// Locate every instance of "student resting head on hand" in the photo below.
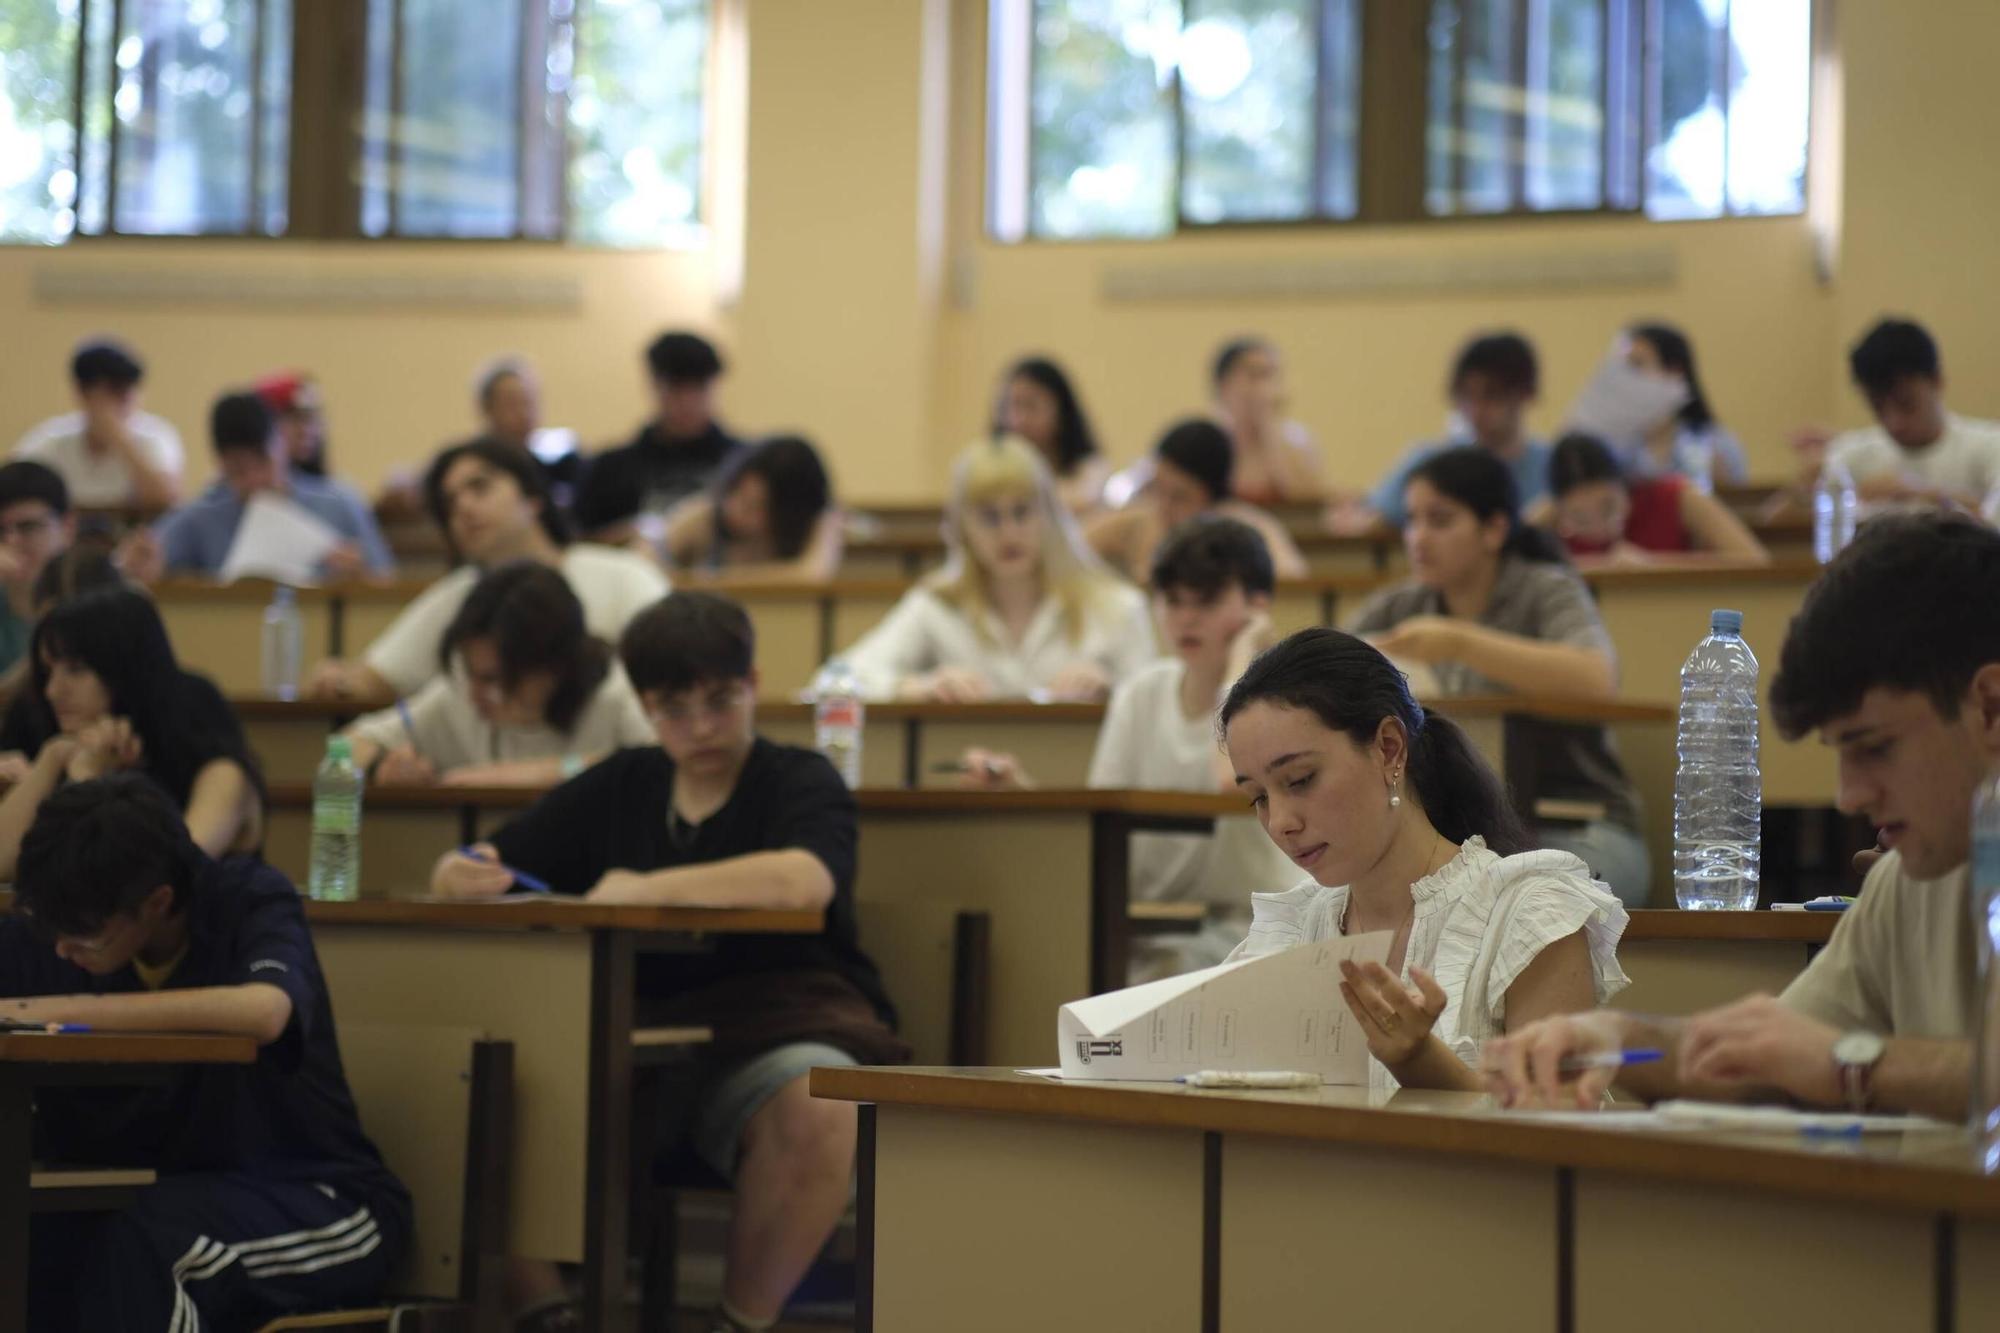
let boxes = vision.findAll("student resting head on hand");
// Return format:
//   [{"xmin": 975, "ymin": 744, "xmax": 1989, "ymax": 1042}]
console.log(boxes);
[
  {"xmin": 656, "ymin": 434, "xmax": 843, "ymax": 583},
  {"xmin": 836, "ymin": 435, "xmax": 1156, "ymax": 703},
  {"xmin": 1220, "ymin": 626, "xmax": 1630, "ymax": 1092},
  {"xmin": 994, "ymin": 356, "xmax": 1110, "ymax": 514}
]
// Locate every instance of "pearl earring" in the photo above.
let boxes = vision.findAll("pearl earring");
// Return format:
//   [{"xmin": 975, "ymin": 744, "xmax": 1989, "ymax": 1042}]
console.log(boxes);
[{"xmin": 1389, "ymin": 773, "xmax": 1402, "ymax": 809}]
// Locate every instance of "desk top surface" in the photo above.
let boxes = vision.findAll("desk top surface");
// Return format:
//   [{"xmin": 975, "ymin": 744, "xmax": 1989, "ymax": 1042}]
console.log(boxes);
[
  {"xmin": 815, "ymin": 1065, "xmax": 1999, "ymax": 1216},
  {"xmin": 0, "ymin": 1031, "xmax": 256, "ymax": 1066},
  {"xmin": 302, "ymin": 896, "xmax": 824, "ymax": 934}
]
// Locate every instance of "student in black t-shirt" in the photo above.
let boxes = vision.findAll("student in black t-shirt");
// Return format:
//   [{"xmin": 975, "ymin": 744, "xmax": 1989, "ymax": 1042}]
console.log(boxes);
[
  {"xmin": 4, "ymin": 775, "xmax": 410, "ymax": 1332},
  {"xmin": 0, "ymin": 585, "xmax": 265, "ymax": 877},
  {"xmin": 570, "ymin": 331, "xmax": 745, "ymax": 541},
  {"xmin": 431, "ymin": 590, "xmax": 904, "ymax": 1333}
]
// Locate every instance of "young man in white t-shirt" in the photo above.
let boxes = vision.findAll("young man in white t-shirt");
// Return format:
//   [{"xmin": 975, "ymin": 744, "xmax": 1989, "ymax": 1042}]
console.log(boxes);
[
  {"xmin": 961, "ymin": 515, "xmax": 1297, "ymax": 978},
  {"xmin": 1814, "ymin": 318, "xmax": 2000, "ymax": 509},
  {"xmin": 12, "ymin": 339, "xmax": 183, "ymax": 509}
]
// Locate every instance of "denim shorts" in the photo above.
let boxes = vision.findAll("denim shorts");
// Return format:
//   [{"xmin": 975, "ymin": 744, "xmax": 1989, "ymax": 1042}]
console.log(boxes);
[{"xmin": 689, "ymin": 1041, "xmax": 858, "ymax": 1179}]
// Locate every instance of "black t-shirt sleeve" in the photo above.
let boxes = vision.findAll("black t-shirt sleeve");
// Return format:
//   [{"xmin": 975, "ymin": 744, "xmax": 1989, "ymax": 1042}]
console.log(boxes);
[
  {"xmin": 760, "ymin": 751, "xmax": 857, "ymax": 894},
  {"xmin": 226, "ymin": 866, "xmax": 323, "ymax": 1071},
  {"xmin": 487, "ymin": 753, "xmax": 638, "ymax": 895}
]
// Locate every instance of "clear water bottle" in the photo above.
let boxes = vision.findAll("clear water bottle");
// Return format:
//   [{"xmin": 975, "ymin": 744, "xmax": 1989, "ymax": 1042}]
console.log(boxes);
[
  {"xmin": 1674, "ymin": 609, "xmax": 1762, "ymax": 910},
  {"xmin": 811, "ymin": 658, "xmax": 864, "ymax": 789},
  {"xmin": 261, "ymin": 586, "xmax": 303, "ymax": 700},
  {"xmin": 1972, "ymin": 772, "xmax": 2000, "ymax": 1167},
  {"xmin": 1813, "ymin": 462, "xmax": 1858, "ymax": 565},
  {"xmin": 307, "ymin": 736, "xmax": 362, "ymax": 902}
]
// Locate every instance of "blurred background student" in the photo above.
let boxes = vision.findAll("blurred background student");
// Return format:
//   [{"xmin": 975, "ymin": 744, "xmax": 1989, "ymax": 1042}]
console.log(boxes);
[
  {"xmin": 1086, "ymin": 418, "xmax": 1307, "ymax": 583},
  {"xmin": 654, "ymin": 436, "xmax": 843, "ymax": 583},
  {"xmin": 1209, "ymin": 337, "xmax": 1324, "ymax": 502},
  {"xmin": 1619, "ymin": 323, "xmax": 1749, "ymax": 486},
  {"xmin": 993, "ymin": 356, "xmax": 1111, "ymax": 515},
  {"xmin": 838, "ymin": 436, "xmax": 1154, "ymax": 701},
  {"xmin": 1545, "ymin": 434, "xmax": 1769, "ymax": 565}
]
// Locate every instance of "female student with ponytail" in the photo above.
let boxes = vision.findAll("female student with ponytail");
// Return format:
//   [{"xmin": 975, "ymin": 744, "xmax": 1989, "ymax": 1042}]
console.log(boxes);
[
  {"xmin": 1348, "ymin": 445, "xmax": 1652, "ymax": 905},
  {"xmin": 1222, "ymin": 627, "xmax": 1629, "ymax": 1092}
]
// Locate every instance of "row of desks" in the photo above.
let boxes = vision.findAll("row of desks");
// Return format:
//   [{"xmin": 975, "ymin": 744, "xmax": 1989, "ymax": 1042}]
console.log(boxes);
[{"xmin": 815, "ymin": 1066, "xmax": 2000, "ymax": 1333}]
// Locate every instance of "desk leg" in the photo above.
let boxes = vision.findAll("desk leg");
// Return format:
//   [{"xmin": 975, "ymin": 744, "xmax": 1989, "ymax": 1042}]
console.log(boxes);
[
  {"xmin": 0, "ymin": 1077, "xmax": 28, "ymax": 1333},
  {"xmin": 855, "ymin": 1104, "xmax": 876, "ymax": 1333},
  {"xmin": 1089, "ymin": 812, "xmax": 1132, "ymax": 995},
  {"xmin": 582, "ymin": 932, "xmax": 637, "ymax": 1333}
]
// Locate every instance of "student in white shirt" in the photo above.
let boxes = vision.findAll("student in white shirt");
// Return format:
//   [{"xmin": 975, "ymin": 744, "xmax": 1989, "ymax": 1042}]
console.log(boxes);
[
  {"xmin": 836, "ymin": 436, "xmax": 1155, "ymax": 702},
  {"xmin": 342, "ymin": 561, "xmax": 655, "ymax": 787},
  {"xmin": 1812, "ymin": 319, "xmax": 2000, "ymax": 509},
  {"xmin": 960, "ymin": 517, "xmax": 1302, "ymax": 979},
  {"xmin": 12, "ymin": 339, "xmax": 183, "ymax": 509},
  {"xmin": 1220, "ymin": 626, "xmax": 1629, "ymax": 1094},
  {"xmin": 305, "ymin": 440, "xmax": 668, "ymax": 702},
  {"xmin": 1084, "ymin": 418, "xmax": 1309, "ymax": 583}
]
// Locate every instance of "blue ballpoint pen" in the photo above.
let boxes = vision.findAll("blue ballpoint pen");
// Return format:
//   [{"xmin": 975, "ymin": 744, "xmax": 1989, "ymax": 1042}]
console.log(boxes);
[
  {"xmin": 459, "ymin": 845, "xmax": 552, "ymax": 895},
  {"xmin": 1554, "ymin": 1048, "xmax": 1664, "ymax": 1073}
]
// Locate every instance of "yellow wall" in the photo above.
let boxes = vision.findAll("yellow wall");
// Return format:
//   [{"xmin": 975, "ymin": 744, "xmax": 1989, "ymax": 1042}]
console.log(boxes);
[{"xmin": 0, "ymin": 0, "xmax": 1991, "ymax": 503}]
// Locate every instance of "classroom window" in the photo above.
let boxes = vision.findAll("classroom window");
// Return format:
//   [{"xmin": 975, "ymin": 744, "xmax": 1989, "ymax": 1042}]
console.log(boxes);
[
  {"xmin": 359, "ymin": 0, "xmax": 708, "ymax": 245},
  {"xmin": 0, "ymin": 0, "xmax": 291, "ymax": 243},
  {"xmin": 1427, "ymin": 0, "xmax": 1810, "ymax": 219},
  {"xmin": 992, "ymin": 0, "xmax": 1810, "ymax": 238},
  {"xmin": 990, "ymin": 0, "xmax": 1360, "ymax": 240}
]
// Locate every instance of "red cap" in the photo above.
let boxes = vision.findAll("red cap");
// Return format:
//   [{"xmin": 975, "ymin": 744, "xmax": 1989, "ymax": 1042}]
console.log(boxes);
[{"xmin": 255, "ymin": 371, "xmax": 321, "ymax": 417}]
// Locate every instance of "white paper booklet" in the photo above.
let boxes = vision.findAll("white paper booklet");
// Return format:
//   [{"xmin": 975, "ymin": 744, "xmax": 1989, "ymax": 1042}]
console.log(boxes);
[
  {"xmin": 1056, "ymin": 931, "xmax": 1392, "ymax": 1084},
  {"xmin": 219, "ymin": 492, "xmax": 343, "ymax": 586},
  {"xmin": 1563, "ymin": 351, "xmax": 1689, "ymax": 445}
]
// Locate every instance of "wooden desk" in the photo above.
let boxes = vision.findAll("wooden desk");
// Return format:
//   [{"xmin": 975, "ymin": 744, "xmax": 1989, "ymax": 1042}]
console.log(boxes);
[
  {"xmin": 303, "ymin": 897, "xmax": 819, "ymax": 1333},
  {"xmin": 814, "ymin": 1066, "xmax": 2000, "ymax": 1333},
  {"xmin": 0, "ymin": 1032, "xmax": 256, "ymax": 1333}
]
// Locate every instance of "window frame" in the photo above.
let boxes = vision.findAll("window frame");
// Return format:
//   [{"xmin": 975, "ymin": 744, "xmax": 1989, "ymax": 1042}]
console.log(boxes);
[
  {"xmin": 988, "ymin": 0, "xmax": 1814, "ymax": 242},
  {"xmin": 47, "ymin": 0, "xmax": 715, "ymax": 248}
]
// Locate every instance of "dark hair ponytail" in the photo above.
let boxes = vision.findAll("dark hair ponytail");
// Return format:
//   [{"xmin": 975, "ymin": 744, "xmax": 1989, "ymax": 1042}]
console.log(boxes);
[
  {"xmin": 1406, "ymin": 444, "xmax": 1568, "ymax": 565},
  {"xmin": 1218, "ymin": 627, "xmax": 1531, "ymax": 855}
]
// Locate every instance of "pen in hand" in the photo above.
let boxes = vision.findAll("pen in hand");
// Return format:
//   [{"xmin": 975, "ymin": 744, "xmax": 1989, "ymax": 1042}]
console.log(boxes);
[{"xmin": 457, "ymin": 845, "xmax": 552, "ymax": 895}]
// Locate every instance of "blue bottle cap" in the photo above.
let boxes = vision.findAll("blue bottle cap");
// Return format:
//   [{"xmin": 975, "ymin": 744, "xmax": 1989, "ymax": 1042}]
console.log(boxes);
[{"xmin": 1710, "ymin": 609, "xmax": 1744, "ymax": 636}]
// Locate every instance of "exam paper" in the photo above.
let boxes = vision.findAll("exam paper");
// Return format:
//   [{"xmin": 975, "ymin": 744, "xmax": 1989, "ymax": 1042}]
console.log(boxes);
[
  {"xmin": 219, "ymin": 492, "xmax": 343, "ymax": 586},
  {"xmin": 1055, "ymin": 932, "xmax": 1391, "ymax": 1084},
  {"xmin": 1564, "ymin": 351, "xmax": 1689, "ymax": 445}
]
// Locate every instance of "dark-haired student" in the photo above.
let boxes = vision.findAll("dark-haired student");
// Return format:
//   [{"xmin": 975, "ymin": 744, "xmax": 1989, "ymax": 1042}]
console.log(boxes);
[
  {"xmin": 0, "ymin": 460, "xmax": 74, "ymax": 678},
  {"xmin": 656, "ymin": 435, "xmax": 844, "ymax": 582},
  {"xmin": 4, "ymin": 775, "xmax": 409, "ymax": 1331},
  {"xmin": 1546, "ymin": 433, "xmax": 1769, "ymax": 565},
  {"xmin": 572, "ymin": 330, "xmax": 746, "ymax": 541},
  {"xmin": 0, "ymin": 585, "xmax": 264, "ymax": 875},
  {"xmin": 305, "ymin": 439, "xmax": 667, "ymax": 701},
  {"xmin": 142, "ymin": 391, "xmax": 393, "ymax": 581},
  {"xmin": 13, "ymin": 337, "xmax": 183, "ymax": 509},
  {"xmin": 1210, "ymin": 336, "xmax": 1324, "ymax": 502},
  {"xmin": 1487, "ymin": 511, "xmax": 1994, "ymax": 1118},
  {"xmin": 1348, "ymin": 446, "xmax": 1653, "ymax": 907},
  {"xmin": 995, "ymin": 356, "xmax": 1113, "ymax": 514},
  {"xmin": 1222, "ymin": 627, "xmax": 1629, "ymax": 1093},
  {"xmin": 341, "ymin": 562, "xmax": 653, "ymax": 786},
  {"xmin": 1621, "ymin": 322, "xmax": 1749, "ymax": 486},
  {"xmin": 1085, "ymin": 419, "xmax": 1309, "ymax": 583},
  {"xmin": 431, "ymin": 590, "xmax": 905, "ymax": 1333},
  {"xmin": 1803, "ymin": 318, "xmax": 2000, "ymax": 510},
  {"xmin": 1332, "ymin": 331, "xmax": 1549, "ymax": 534},
  {"xmin": 961, "ymin": 517, "xmax": 1302, "ymax": 978}
]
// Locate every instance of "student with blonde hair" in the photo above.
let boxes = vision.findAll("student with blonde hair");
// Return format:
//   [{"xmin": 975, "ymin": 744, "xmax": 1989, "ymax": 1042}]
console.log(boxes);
[{"xmin": 837, "ymin": 436, "xmax": 1155, "ymax": 701}]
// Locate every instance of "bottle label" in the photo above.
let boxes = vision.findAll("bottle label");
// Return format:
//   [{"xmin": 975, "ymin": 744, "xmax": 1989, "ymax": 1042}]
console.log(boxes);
[{"xmin": 817, "ymin": 700, "xmax": 861, "ymax": 729}]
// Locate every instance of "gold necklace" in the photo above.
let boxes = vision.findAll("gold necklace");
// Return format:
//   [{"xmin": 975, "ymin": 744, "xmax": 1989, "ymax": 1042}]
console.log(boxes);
[{"xmin": 1340, "ymin": 833, "xmax": 1449, "ymax": 938}]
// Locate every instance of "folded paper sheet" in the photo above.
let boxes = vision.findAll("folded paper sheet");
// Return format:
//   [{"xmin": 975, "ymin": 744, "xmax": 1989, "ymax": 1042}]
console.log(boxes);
[
  {"xmin": 1563, "ymin": 353, "xmax": 1689, "ymax": 445},
  {"xmin": 1056, "ymin": 931, "xmax": 1392, "ymax": 1083},
  {"xmin": 219, "ymin": 492, "xmax": 342, "ymax": 586}
]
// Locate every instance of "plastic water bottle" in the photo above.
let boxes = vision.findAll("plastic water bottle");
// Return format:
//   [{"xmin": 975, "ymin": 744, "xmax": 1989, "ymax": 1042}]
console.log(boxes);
[
  {"xmin": 261, "ymin": 587, "xmax": 303, "ymax": 700},
  {"xmin": 307, "ymin": 736, "xmax": 362, "ymax": 902},
  {"xmin": 811, "ymin": 659, "xmax": 864, "ymax": 789},
  {"xmin": 1972, "ymin": 772, "xmax": 2000, "ymax": 1166},
  {"xmin": 1813, "ymin": 462, "xmax": 1858, "ymax": 565},
  {"xmin": 1674, "ymin": 609, "xmax": 1761, "ymax": 910}
]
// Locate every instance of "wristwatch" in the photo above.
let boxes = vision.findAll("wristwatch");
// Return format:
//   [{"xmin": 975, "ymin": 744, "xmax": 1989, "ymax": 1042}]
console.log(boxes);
[{"xmin": 1832, "ymin": 1031, "xmax": 1887, "ymax": 1113}]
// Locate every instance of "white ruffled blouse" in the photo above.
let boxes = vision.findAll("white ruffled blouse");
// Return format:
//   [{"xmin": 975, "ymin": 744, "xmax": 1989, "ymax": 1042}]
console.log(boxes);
[{"xmin": 1224, "ymin": 837, "xmax": 1632, "ymax": 1093}]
